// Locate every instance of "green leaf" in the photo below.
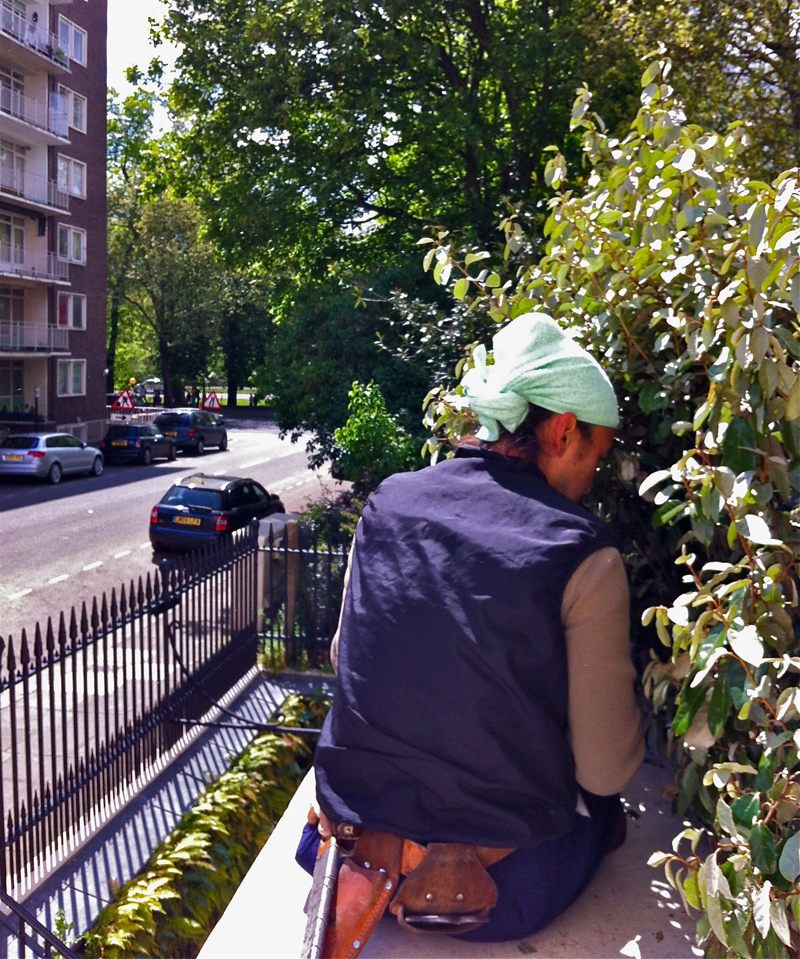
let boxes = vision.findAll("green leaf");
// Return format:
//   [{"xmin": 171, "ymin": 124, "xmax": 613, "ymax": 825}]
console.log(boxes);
[
  {"xmin": 732, "ymin": 793, "xmax": 760, "ymax": 827},
  {"xmin": 638, "ymin": 468, "xmax": 671, "ymax": 497},
  {"xmin": 753, "ymin": 879, "xmax": 771, "ymax": 938},
  {"xmin": 453, "ymin": 277, "xmax": 469, "ymax": 301},
  {"xmin": 735, "ymin": 514, "xmax": 780, "ymax": 546},
  {"xmin": 728, "ymin": 625, "xmax": 764, "ymax": 667},
  {"xmin": 465, "ymin": 251, "xmax": 490, "ymax": 266},
  {"xmin": 750, "ymin": 823, "xmax": 778, "ymax": 875},
  {"xmin": 673, "ymin": 682, "xmax": 707, "ymax": 737},
  {"xmin": 778, "ymin": 829, "xmax": 800, "ymax": 882},
  {"xmin": 706, "ymin": 891, "xmax": 728, "ymax": 947}
]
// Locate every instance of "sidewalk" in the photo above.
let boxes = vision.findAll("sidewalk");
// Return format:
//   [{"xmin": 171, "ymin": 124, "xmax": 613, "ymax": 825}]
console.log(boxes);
[
  {"xmin": 199, "ymin": 761, "xmax": 702, "ymax": 959},
  {"xmin": 0, "ymin": 669, "xmax": 333, "ymax": 959}
]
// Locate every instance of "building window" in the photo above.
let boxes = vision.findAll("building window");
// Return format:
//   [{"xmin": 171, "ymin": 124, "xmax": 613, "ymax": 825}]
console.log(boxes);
[
  {"xmin": 57, "ymin": 85, "xmax": 87, "ymax": 133},
  {"xmin": 58, "ymin": 17, "xmax": 86, "ymax": 66},
  {"xmin": 57, "ymin": 292, "xmax": 86, "ymax": 330},
  {"xmin": 57, "ymin": 224, "xmax": 86, "ymax": 264},
  {"xmin": 0, "ymin": 360, "xmax": 23, "ymax": 413},
  {"xmin": 0, "ymin": 138, "xmax": 25, "ymax": 196},
  {"xmin": 56, "ymin": 155, "xmax": 86, "ymax": 198},
  {"xmin": 57, "ymin": 359, "xmax": 86, "ymax": 397},
  {"xmin": 0, "ymin": 64, "xmax": 24, "ymax": 119},
  {"xmin": 0, "ymin": 286, "xmax": 24, "ymax": 322},
  {"xmin": 0, "ymin": 213, "xmax": 25, "ymax": 265}
]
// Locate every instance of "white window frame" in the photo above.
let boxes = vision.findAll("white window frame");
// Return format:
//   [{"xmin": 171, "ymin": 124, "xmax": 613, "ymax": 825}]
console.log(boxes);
[
  {"xmin": 57, "ymin": 85, "xmax": 87, "ymax": 133},
  {"xmin": 57, "ymin": 224, "xmax": 86, "ymax": 264},
  {"xmin": 57, "ymin": 291, "xmax": 86, "ymax": 330},
  {"xmin": 56, "ymin": 155, "xmax": 86, "ymax": 199},
  {"xmin": 58, "ymin": 17, "xmax": 87, "ymax": 67},
  {"xmin": 57, "ymin": 359, "xmax": 86, "ymax": 397}
]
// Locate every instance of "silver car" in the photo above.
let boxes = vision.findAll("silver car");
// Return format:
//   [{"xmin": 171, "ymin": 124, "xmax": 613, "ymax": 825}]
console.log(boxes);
[{"xmin": 0, "ymin": 432, "xmax": 104, "ymax": 484}]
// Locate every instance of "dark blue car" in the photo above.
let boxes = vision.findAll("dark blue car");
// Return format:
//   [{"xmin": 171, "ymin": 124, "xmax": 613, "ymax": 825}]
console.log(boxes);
[
  {"xmin": 149, "ymin": 473, "xmax": 285, "ymax": 552},
  {"xmin": 100, "ymin": 424, "xmax": 176, "ymax": 465}
]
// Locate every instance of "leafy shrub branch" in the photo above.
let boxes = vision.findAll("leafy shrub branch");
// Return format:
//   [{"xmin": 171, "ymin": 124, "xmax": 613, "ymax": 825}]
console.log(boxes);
[{"xmin": 421, "ymin": 54, "xmax": 800, "ymax": 957}]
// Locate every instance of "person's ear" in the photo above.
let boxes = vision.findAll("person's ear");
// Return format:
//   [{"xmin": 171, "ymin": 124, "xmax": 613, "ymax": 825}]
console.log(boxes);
[{"xmin": 545, "ymin": 412, "xmax": 578, "ymax": 456}]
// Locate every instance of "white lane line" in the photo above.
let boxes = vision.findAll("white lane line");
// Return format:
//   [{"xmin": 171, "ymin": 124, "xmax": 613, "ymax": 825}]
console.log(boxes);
[
  {"xmin": 83, "ymin": 561, "xmax": 103, "ymax": 571},
  {"xmin": 139, "ymin": 542, "xmax": 150, "ymax": 550},
  {"xmin": 8, "ymin": 588, "xmax": 32, "ymax": 600},
  {"xmin": 239, "ymin": 449, "xmax": 303, "ymax": 470},
  {"xmin": 113, "ymin": 550, "xmax": 131, "ymax": 559},
  {"xmin": 48, "ymin": 574, "xmax": 69, "ymax": 585}
]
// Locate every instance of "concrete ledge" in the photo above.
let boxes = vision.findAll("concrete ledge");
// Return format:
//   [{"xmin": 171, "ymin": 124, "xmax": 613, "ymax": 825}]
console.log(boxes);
[{"xmin": 199, "ymin": 762, "xmax": 703, "ymax": 959}]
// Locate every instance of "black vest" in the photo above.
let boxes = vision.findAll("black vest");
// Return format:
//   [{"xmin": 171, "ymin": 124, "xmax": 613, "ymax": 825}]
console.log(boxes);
[{"xmin": 314, "ymin": 446, "xmax": 615, "ymax": 848}]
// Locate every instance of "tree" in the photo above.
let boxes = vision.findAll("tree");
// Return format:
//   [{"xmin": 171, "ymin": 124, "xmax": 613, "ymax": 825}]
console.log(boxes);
[
  {"xmin": 123, "ymin": 195, "xmax": 222, "ymax": 405},
  {"xmin": 257, "ymin": 267, "xmax": 433, "ymax": 466},
  {"xmin": 332, "ymin": 381, "xmax": 416, "ymax": 494},
  {"xmin": 424, "ymin": 57, "xmax": 800, "ymax": 954},
  {"xmin": 217, "ymin": 272, "xmax": 272, "ymax": 409},
  {"xmin": 157, "ymin": 0, "xmax": 609, "ymax": 264},
  {"xmin": 106, "ymin": 87, "xmax": 158, "ymax": 392},
  {"xmin": 595, "ymin": 0, "xmax": 800, "ymax": 176}
]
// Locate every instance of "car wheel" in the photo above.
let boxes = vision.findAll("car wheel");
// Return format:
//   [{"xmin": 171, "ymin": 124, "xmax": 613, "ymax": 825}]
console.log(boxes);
[
  {"xmin": 168, "ymin": 443, "xmax": 176, "ymax": 461},
  {"xmin": 219, "ymin": 433, "xmax": 228, "ymax": 451},
  {"xmin": 48, "ymin": 462, "xmax": 62, "ymax": 485},
  {"xmin": 142, "ymin": 448, "xmax": 152, "ymax": 466},
  {"xmin": 196, "ymin": 438, "xmax": 205, "ymax": 456},
  {"xmin": 91, "ymin": 456, "xmax": 104, "ymax": 477}
]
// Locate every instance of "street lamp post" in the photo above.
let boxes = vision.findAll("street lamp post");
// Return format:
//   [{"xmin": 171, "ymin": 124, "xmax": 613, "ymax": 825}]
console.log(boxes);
[{"xmin": 33, "ymin": 386, "xmax": 40, "ymax": 429}]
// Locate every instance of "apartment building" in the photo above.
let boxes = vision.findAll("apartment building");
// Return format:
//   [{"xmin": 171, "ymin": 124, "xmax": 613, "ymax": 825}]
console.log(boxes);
[{"xmin": 0, "ymin": 0, "xmax": 106, "ymax": 441}]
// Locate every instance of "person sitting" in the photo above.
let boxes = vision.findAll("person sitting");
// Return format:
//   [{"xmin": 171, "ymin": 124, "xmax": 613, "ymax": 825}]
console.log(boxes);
[{"xmin": 298, "ymin": 312, "xmax": 644, "ymax": 955}]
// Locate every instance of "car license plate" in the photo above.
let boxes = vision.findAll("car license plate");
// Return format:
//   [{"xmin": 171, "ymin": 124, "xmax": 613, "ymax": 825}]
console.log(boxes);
[
  {"xmin": 111, "ymin": 440, "xmax": 127, "ymax": 447},
  {"xmin": 174, "ymin": 516, "xmax": 201, "ymax": 526},
  {"xmin": 3, "ymin": 454, "xmax": 23, "ymax": 461},
  {"xmin": 165, "ymin": 431, "xmax": 177, "ymax": 437}
]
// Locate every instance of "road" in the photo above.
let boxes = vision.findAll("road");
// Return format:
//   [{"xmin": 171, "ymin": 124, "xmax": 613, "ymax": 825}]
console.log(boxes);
[{"xmin": 0, "ymin": 420, "xmax": 343, "ymax": 643}]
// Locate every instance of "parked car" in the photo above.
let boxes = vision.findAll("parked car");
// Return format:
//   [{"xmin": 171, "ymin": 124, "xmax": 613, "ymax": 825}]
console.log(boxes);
[
  {"xmin": 149, "ymin": 473, "xmax": 285, "ymax": 551},
  {"xmin": 152, "ymin": 409, "xmax": 228, "ymax": 455},
  {"xmin": 100, "ymin": 423, "xmax": 177, "ymax": 465},
  {"xmin": 0, "ymin": 433, "xmax": 104, "ymax": 484}
]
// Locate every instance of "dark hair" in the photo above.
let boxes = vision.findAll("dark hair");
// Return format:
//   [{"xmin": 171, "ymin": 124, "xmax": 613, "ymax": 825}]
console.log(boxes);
[{"xmin": 477, "ymin": 404, "xmax": 593, "ymax": 460}]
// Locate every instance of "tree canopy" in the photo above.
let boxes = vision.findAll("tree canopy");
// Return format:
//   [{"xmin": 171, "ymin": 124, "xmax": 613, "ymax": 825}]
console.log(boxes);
[{"xmin": 156, "ymin": 0, "xmax": 623, "ymax": 265}]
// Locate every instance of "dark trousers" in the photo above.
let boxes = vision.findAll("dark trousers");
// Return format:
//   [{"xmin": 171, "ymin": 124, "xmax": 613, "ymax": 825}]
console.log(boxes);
[{"xmin": 296, "ymin": 789, "xmax": 623, "ymax": 943}]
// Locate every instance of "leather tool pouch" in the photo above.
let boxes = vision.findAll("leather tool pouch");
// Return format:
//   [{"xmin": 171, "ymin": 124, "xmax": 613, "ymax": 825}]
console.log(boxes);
[
  {"xmin": 388, "ymin": 842, "xmax": 498, "ymax": 935},
  {"xmin": 321, "ymin": 831, "xmax": 402, "ymax": 959},
  {"xmin": 321, "ymin": 832, "xmax": 511, "ymax": 957}
]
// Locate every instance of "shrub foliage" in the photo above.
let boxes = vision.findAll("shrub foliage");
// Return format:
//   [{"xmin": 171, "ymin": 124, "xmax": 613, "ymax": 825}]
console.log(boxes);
[
  {"xmin": 422, "ymin": 56, "xmax": 800, "ymax": 956},
  {"xmin": 82, "ymin": 695, "xmax": 326, "ymax": 959}
]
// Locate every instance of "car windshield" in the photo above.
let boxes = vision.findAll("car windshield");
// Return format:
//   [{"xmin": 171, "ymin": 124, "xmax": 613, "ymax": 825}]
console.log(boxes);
[
  {"xmin": 156, "ymin": 414, "xmax": 190, "ymax": 426},
  {"xmin": 162, "ymin": 487, "xmax": 223, "ymax": 510},
  {"xmin": 1, "ymin": 436, "xmax": 39, "ymax": 449},
  {"xmin": 106, "ymin": 426, "xmax": 135, "ymax": 438}
]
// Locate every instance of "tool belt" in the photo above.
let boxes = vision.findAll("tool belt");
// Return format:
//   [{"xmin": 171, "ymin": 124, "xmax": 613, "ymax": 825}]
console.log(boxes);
[{"xmin": 319, "ymin": 828, "xmax": 514, "ymax": 959}]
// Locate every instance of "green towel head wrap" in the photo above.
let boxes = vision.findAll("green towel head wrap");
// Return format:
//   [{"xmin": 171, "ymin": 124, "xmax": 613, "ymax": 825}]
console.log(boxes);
[{"xmin": 459, "ymin": 312, "xmax": 619, "ymax": 441}]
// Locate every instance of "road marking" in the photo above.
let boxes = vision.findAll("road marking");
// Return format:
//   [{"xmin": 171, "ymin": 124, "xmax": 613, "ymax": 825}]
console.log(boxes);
[
  {"xmin": 239, "ymin": 449, "xmax": 303, "ymax": 470},
  {"xmin": 8, "ymin": 588, "xmax": 32, "ymax": 600},
  {"xmin": 139, "ymin": 542, "xmax": 150, "ymax": 550},
  {"xmin": 113, "ymin": 550, "xmax": 131, "ymax": 559},
  {"xmin": 48, "ymin": 574, "xmax": 69, "ymax": 585},
  {"xmin": 83, "ymin": 561, "xmax": 103, "ymax": 571}
]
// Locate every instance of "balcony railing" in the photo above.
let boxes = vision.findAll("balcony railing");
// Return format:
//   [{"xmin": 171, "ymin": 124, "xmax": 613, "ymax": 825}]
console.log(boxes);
[
  {"xmin": 0, "ymin": 87, "xmax": 68, "ymax": 139},
  {"xmin": 0, "ymin": 3, "xmax": 70, "ymax": 68},
  {"xmin": 0, "ymin": 244, "xmax": 70, "ymax": 282},
  {"xmin": 0, "ymin": 320, "xmax": 68, "ymax": 352},
  {"xmin": 0, "ymin": 166, "xmax": 69, "ymax": 211}
]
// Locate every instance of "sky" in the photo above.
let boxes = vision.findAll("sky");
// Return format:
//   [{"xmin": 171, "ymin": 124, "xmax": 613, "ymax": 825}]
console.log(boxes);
[{"xmin": 106, "ymin": 0, "xmax": 178, "ymax": 97}]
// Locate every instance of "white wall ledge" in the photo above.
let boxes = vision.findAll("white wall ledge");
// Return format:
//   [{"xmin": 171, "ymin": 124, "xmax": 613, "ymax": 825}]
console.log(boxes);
[{"xmin": 199, "ymin": 762, "xmax": 702, "ymax": 959}]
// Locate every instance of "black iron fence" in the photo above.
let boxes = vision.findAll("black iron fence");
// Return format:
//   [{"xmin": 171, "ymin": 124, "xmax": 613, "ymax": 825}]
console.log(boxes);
[
  {"xmin": 258, "ymin": 522, "xmax": 350, "ymax": 672},
  {"xmin": 0, "ymin": 525, "xmax": 259, "ymax": 895}
]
